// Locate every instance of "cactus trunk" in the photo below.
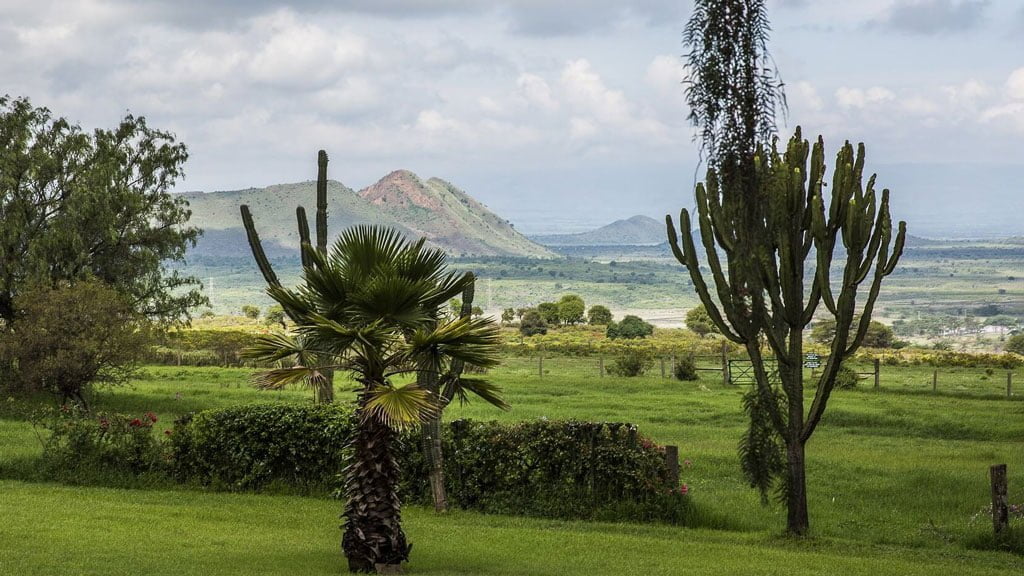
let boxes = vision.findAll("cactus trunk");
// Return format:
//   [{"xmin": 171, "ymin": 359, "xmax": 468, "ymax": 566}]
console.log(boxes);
[{"xmin": 667, "ymin": 128, "xmax": 906, "ymax": 535}]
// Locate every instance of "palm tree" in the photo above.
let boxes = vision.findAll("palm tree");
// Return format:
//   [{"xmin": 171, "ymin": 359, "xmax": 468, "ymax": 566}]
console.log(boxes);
[{"xmin": 245, "ymin": 226, "xmax": 507, "ymax": 573}]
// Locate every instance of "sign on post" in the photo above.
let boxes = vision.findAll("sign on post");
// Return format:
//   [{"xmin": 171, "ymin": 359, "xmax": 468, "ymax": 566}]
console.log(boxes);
[{"xmin": 804, "ymin": 353, "xmax": 821, "ymax": 369}]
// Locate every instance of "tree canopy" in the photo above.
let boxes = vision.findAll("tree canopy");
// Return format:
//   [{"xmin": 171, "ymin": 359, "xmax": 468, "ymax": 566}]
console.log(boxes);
[{"xmin": 0, "ymin": 96, "xmax": 205, "ymax": 326}]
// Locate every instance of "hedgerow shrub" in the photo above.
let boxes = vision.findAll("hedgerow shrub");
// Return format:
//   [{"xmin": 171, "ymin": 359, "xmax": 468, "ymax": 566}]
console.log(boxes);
[
  {"xmin": 167, "ymin": 405, "xmax": 691, "ymax": 523},
  {"xmin": 169, "ymin": 403, "xmax": 355, "ymax": 492},
  {"xmin": 402, "ymin": 419, "xmax": 690, "ymax": 523}
]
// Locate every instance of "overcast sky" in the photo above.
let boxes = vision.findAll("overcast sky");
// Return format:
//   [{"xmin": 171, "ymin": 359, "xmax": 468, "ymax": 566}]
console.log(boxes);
[{"xmin": 3, "ymin": 0, "xmax": 1023, "ymax": 236}]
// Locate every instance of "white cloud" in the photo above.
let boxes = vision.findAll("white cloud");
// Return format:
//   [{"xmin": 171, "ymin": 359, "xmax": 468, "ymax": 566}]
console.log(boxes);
[
  {"xmin": 1006, "ymin": 68, "xmax": 1024, "ymax": 100},
  {"xmin": 516, "ymin": 73, "xmax": 559, "ymax": 111},
  {"xmin": 835, "ymin": 86, "xmax": 895, "ymax": 109},
  {"xmin": 793, "ymin": 81, "xmax": 824, "ymax": 113}
]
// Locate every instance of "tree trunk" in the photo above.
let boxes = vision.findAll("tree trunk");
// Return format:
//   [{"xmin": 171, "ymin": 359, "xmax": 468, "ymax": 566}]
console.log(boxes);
[
  {"xmin": 785, "ymin": 440, "xmax": 809, "ymax": 536},
  {"xmin": 342, "ymin": 402, "xmax": 410, "ymax": 572},
  {"xmin": 316, "ymin": 369, "xmax": 335, "ymax": 404}
]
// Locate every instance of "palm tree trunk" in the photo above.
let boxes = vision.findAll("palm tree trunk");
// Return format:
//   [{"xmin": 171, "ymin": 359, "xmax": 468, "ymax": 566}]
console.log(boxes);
[{"xmin": 342, "ymin": 401, "xmax": 410, "ymax": 572}]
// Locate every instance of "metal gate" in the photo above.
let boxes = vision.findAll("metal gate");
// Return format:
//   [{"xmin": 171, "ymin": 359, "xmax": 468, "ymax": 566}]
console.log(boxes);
[{"xmin": 728, "ymin": 358, "xmax": 778, "ymax": 386}]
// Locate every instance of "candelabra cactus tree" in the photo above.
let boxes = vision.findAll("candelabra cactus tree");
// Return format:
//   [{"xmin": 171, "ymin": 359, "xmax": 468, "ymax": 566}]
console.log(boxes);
[
  {"xmin": 666, "ymin": 127, "xmax": 906, "ymax": 535},
  {"xmin": 240, "ymin": 150, "xmax": 335, "ymax": 403}
]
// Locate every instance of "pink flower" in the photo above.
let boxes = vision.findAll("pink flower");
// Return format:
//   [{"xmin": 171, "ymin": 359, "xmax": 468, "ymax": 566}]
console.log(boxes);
[
  {"xmin": 683, "ymin": 459, "xmax": 693, "ymax": 468},
  {"xmin": 129, "ymin": 418, "xmax": 142, "ymax": 428},
  {"xmin": 679, "ymin": 484, "xmax": 689, "ymax": 495},
  {"xmin": 146, "ymin": 412, "xmax": 158, "ymax": 423}
]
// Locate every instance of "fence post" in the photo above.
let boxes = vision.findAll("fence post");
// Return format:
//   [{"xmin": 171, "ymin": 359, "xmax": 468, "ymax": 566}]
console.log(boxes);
[
  {"xmin": 721, "ymin": 341, "xmax": 730, "ymax": 386},
  {"xmin": 538, "ymin": 354, "xmax": 543, "ymax": 378},
  {"xmin": 932, "ymin": 370, "xmax": 938, "ymax": 393},
  {"xmin": 990, "ymin": 464, "xmax": 1009, "ymax": 535},
  {"xmin": 664, "ymin": 445, "xmax": 680, "ymax": 488},
  {"xmin": 660, "ymin": 357, "xmax": 666, "ymax": 379},
  {"xmin": 873, "ymin": 358, "xmax": 880, "ymax": 389},
  {"xmin": 1008, "ymin": 372, "xmax": 1013, "ymax": 398},
  {"xmin": 599, "ymin": 356, "xmax": 604, "ymax": 378}
]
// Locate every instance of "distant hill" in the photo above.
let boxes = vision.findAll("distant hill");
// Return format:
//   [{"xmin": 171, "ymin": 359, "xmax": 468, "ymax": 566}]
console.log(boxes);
[
  {"xmin": 532, "ymin": 215, "xmax": 666, "ymax": 246},
  {"xmin": 180, "ymin": 174, "xmax": 554, "ymax": 259}
]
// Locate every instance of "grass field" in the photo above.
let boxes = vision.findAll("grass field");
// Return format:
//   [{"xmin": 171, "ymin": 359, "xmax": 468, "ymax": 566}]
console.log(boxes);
[{"xmin": 2, "ymin": 361, "xmax": 1023, "ymax": 574}]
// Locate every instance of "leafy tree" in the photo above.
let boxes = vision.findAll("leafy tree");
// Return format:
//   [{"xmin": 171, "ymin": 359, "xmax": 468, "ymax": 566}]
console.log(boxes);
[
  {"xmin": 448, "ymin": 299, "xmax": 462, "ymax": 319},
  {"xmin": 241, "ymin": 305, "xmax": 260, "ymax": 320},
  {"xmin": 1006, "ymin": 334, "xmax": 1024, "ymax": 355},
  {"xmin": 519, "ymin": 309, "xmax": 548, "ymax": 336},
  {"xmin": 471, "ymin": 305, "xmax": 484, "ymax": 318},
  {"xmin": 606, "ymin": 315, "xmax": 654, "ymax": 340},
  {"xmin": 245, "ymin": 226, "xmax": 506, "ymax": 572},
  {"xmin": 587, "ymin": 305, "xmax": 613, "ymax": 326},
  {"xmin": 0, "ymin": 96, "xmax": 205, "ymax": 327},
  {"xmin": 557, "ymin": 294, "xmax": 586, "ymax": 325},
  {"xmin": 0, "ymin": 278, "xmax": 151, "ymax": 408},
  {"xmin": 669, "ymin": 3, "xmax": 905, "ymax": 536},
  {"xmin": 501, "ymin": 308, "xmax": 515, "ymax": 325},
  {"xmin": 264, "ymin": 305, "xmax": 286, "ymax": 328},
  {"xmin": 537, "ymin": 302, "xmax": 560, "ymax": 325},
  {"xmin": 515, "ymin": 307, "xmax": 528, "ymax": 321},
  {"xmin": 685, "ymin": 304, "xmax": 718, "ymax": 337},
  {"xmin": 811, "ymin": 318, "xmax": 894, "ymax": 349}
]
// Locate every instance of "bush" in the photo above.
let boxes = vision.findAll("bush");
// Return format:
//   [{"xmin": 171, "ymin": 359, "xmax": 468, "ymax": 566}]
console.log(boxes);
[
  {"xmin": 673, "ymin": 357, "xmax": 699, "ymax": 381},
  {"xmin": 169, "ymin": 403, "xmax": 355, "ymax": 492},
  {"xmin": 607, "ymin": 348, "xmax": 653, "ymax": 377},
  {"xmin": 834, "ymin": 363, "xmax": 858, "ymax": 389},
  {"xmin": 34, "ymin": 406, "xmax": 165, "ymax": 481}
]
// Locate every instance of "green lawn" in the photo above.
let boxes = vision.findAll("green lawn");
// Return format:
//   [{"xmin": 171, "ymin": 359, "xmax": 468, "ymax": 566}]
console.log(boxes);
[
  {"xmin": 1, "ymin": 361, "xmax": 1022, "ymax": 574},
  {"xmin": 1, "ymin": 480, "xmax": 1020, "ymax": 576}
]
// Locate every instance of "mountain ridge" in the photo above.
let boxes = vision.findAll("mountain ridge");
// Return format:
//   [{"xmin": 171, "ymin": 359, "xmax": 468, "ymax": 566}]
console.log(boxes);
[{"xmin": 179, "ymin": 173, "xmax": 554, "ymax": 259}]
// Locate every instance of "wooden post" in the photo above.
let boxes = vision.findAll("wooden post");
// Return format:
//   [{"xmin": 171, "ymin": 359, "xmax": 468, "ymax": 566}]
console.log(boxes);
[
  {"xmin": 932, "ymin": 370, "xmax": 938, "ymax": 393},
  {"xmin": 599, "ymin": 356, "xmax": 604, "ymax": 378},
  {"xmin": 660, "ymin": 357, "xmax": 666, "ymax": 379},
  {"xmin": 990, "ymin": 464, "xmax": 1009, "ymax": 535},
  {"xmin": 873, "ymin": 358, "xmax": 880, "ymax": 389},
  {"xmin": 664, "ymin": 445, "xmax": 680, "ymax": 488},
  {"xmin": 721, "ymin": 341, "xmax": 730, "ymax": 386},
  {"xmin": 1008, "ymin": 372, "xmax": 1013, "ymax": 398},
  {"xmin": 538, "ymin": 354, "xmax": 543, "ymax": 378}
]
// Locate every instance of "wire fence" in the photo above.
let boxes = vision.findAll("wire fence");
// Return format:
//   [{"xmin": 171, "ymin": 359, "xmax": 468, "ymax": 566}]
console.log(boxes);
[{"xmin": 495, "ymin": 353, "xmax": 1019, "ymax": 399}]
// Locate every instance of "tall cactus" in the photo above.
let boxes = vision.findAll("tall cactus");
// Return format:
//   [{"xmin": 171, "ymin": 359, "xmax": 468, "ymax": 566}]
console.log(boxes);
[
  {"xmin": 666, "ymin": 128, "xmax": 906, "ymax": 535},
  {"xmin": 240, "ymin": 150, "xmax": 335, "ymax": 403}
]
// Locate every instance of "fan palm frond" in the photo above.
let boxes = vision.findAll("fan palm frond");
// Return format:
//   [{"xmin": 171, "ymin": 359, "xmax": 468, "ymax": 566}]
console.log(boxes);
[
  {"xmin": 363, "ymin": 383, "xmax": 436, "ymax": 430},
  {"xmin": 440, "ymin": 376, "xmax": 510, "ymax": 411}
]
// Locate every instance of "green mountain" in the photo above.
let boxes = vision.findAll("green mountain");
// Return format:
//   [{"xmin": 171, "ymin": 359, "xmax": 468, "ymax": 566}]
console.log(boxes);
[
  {"xmin": 531, "ymin": 215, "xmax": 666, "ymax": 246},
  {"xmin": 180, "ymin": 173, "xmax": 554, "ymax": 259}
]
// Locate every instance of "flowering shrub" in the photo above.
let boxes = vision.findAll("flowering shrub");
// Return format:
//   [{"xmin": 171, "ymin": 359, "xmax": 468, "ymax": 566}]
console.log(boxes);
[{"xmin": 34, "ymin": 406, "xmax": 164, "ymax": 478}]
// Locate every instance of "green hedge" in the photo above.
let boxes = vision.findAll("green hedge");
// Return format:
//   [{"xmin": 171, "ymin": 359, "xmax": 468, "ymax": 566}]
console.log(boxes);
[
  {"xmin": 168, "ymin": 404, "xmax": 690, "ymax": 523},
  {"xmin": 168, "ymin": 403, "xmax": 354, "ymax": 492}
]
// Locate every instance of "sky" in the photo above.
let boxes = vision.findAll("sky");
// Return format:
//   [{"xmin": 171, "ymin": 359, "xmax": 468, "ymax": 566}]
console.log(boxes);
[{"xmin": 3, "ymin": 0, "xmax": 1023, "ymax": 237}]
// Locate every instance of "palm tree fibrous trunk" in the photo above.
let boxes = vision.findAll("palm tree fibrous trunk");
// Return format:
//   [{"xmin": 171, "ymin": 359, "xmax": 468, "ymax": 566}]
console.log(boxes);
[{"xmin": 342, "ymin": 399, "xmax": 411, "ymax": 572}]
